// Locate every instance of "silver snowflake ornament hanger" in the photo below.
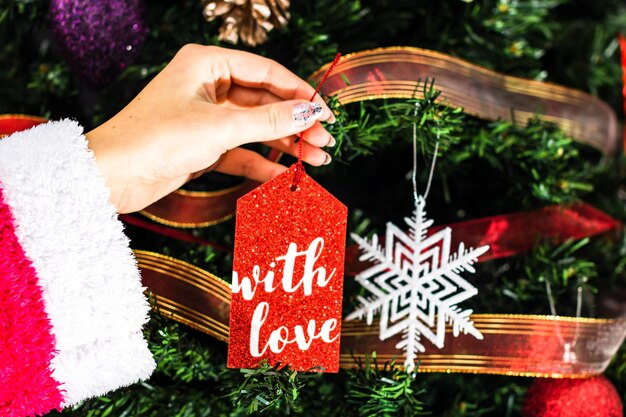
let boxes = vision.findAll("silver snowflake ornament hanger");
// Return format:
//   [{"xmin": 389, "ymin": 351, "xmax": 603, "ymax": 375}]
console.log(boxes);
[{"xmin": 346, "ymin": 195, "xmax": 489, "ymax": 371}]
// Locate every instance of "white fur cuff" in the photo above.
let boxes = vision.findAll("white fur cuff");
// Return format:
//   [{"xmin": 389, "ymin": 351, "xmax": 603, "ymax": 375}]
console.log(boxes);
[{"xmin": 0, "ymin": 119, "xmax": 155, "ymax": 406}]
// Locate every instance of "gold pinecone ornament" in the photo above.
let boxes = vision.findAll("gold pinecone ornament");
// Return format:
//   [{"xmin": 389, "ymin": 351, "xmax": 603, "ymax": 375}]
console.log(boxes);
[{"xmin": 202, "ymin": 0, "xmax": 290, "ymax": 47}]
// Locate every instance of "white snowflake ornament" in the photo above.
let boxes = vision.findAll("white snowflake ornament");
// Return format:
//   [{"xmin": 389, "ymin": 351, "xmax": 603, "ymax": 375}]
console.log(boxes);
[{"xmin": 346, "ymin": 196, "xmax": 489, "ymax": 371}]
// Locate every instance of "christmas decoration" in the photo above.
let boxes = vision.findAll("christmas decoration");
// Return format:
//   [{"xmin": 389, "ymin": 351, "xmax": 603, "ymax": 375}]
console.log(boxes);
[
  {"xmin": 140, "ymin": 149, "xmax": 281, "ymax": 228},
  {"xmin": 310, "ymin": 47, "xmax": 620, "ymax": 154},
  {"xmin": 6, "ymin": 0, "xmax": 626, "ymax": 415},
  {"xmin": 346, "ymin": 196, "xmax": 489, "ymax": 370},
  {"xmin": 202, "ymin": 0, "xmax": 290, "ymax": 47},
  {"xmin": 227, "ymin": 164, "xmax": 347, "ymax": 371},
  {"xmin": 344, "ymin": 203, "xmax": 621, "ymax": 272},
  {"xmin": 49, "ymin": 0, "xmax": 148, "ymax": 88},
  {"xmin": 523, "ymin": 376, "xmax": 623, "ymax": 417},
  {"xmin": 135, "ymin": 203, "xmax": 626, "ymax": 377}
]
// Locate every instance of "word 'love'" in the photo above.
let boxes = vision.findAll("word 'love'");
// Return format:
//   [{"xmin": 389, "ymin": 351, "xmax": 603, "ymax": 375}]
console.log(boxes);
[{"xmin": 232, "ymin": 237, "xmax": 339, "ymax": 357}]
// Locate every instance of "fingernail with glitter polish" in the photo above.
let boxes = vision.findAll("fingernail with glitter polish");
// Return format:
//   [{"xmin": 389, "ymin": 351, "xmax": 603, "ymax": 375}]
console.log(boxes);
[{"xmin": 293, "ymin": 102, "xmax": 323, "ymax": 126}]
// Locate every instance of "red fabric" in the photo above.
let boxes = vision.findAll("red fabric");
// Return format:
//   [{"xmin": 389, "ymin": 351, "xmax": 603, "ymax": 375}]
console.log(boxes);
[
  {"xmin": 0, "ymin": 116, "xmax": 47, "ymax": 137},
  {"xmin": 0, "ymin": 187, "xmax": 63, "ymax": 416},
  {"xmin": 345, "ymin": 203, "xmax": 620, "ymax": 276}
]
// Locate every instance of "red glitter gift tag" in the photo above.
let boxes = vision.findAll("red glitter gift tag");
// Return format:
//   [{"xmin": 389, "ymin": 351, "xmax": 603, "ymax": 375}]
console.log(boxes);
[{"xmin": 227, "ymin": 164, "xmax": 348, "ymax": 372}]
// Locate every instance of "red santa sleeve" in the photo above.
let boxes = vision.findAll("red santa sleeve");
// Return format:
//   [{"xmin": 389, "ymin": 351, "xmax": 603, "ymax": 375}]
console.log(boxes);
[{"xmin": 0, "ymin": 120, "xmax": 155, "ymax": 417}]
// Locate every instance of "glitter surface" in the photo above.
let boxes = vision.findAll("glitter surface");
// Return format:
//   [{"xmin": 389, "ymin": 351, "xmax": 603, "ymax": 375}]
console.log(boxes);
[
  {"xmin": 523, "ymin": 375, "xmax": 623, "ymax": 417},
  {"xmin": 49, "ymin": 0, "xmax": 148, "ymax": 88},
  {"xmin": 227, "ymin": 164, "xmax": 348, "ymax": 372}
]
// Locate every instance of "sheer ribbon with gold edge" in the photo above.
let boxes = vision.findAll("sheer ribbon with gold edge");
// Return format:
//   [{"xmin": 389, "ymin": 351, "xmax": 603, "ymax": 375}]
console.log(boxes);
[
  {"xmin": 134, "ymin": 200, "xmax": 626, "ymax": 377},
  {"xmin": 139, "ymin": 149, "xmax": 282, "ymax": 228},
  {"xmin": 345, "ymin": 202, "xmax": 622, "ymax": 274},
  {"xmin": 309, "ymin": 46, "xmax": 620, "ymax": 155},
  {"xmin": 136, "ymin": 249, "xmax": 626, "ymax": 377}
]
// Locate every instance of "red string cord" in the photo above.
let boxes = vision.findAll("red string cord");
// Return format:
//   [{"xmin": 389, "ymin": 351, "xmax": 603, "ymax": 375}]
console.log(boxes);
[{"xmin": 292, "ymin": 52, "xmax": 342, "ymax": 190}]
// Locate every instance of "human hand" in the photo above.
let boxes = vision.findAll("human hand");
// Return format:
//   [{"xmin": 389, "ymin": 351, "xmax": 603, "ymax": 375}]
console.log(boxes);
[{"xmin": 86, "ymin": 44, "xmax": 336, "ymax": 214}]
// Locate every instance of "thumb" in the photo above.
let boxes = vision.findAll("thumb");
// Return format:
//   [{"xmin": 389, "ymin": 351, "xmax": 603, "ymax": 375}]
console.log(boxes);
[{"xmin": 228, "ymin": 100, "xmax": 325, "ymax": 146}]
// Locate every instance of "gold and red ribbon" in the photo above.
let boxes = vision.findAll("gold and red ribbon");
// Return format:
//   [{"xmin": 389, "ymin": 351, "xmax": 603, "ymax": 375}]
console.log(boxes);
[
  {"xmin": 136, "ymin": 202, "xmax": 625, "ymax": 377},
  {"xmin": 139, "ymin": 148, "xmax": 282, "ymax": 228},
  {"xmin": 139, "ymin": 182, "xmax": 256, "ymax": 228},
  {"xmin": 346, "ymin": 202, "xmax": 621, "ymax": 274},
  {"xmin": 136, "ymin": 246, "xmax": 626, "ymax": 378},
  {"xmin": 310, "ymin": 46, "xmax": 620, "ymax": 155}
]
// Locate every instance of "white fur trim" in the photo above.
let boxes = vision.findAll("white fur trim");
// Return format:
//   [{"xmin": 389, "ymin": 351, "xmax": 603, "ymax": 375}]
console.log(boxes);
[{"xmin": 0, "ymin": 120, "xmax": 155, "ymax": 406}]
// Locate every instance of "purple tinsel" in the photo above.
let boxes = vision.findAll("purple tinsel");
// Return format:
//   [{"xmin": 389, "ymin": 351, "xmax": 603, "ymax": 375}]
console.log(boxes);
[{"xmin": 49, "ymin": 0, "xmax": 148, "ymax": 88}]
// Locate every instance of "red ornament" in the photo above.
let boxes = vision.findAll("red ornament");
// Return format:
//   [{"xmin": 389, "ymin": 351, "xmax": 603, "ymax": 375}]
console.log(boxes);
[
  {"xmin": 523, "ymin": 376, "xmax": 623, "ymax": 417},
  {"xmin": 227, "ymin": 164, "xmax": 347, "ymax": 372}
]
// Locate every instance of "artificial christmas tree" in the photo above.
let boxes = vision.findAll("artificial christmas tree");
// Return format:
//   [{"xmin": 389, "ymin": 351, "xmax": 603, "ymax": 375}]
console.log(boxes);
[{"xmin": 2, "ymin": 0, "xmax": 626, "ymax": 416}]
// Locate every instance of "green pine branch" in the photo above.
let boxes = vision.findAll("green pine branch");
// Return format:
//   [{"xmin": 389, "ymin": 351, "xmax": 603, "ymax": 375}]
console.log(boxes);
[{"xmin": 346, "ymin": 353, "xmax": 427, "ymax": 417}]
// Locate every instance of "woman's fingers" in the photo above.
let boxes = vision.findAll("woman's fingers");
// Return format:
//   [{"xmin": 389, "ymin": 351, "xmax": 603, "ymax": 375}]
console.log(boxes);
[
  {"xmin": 222, "ymin": 84, "xmax": 282, "ymax": 108},
  {"xmin": 212, "ymin": 148, "xmax": 288, "ymax": 182},
  {"xmin": 223, "ymin": 86, "xmax": 335, "ymax": 149},
  {"xmin": 210, "ymin": 46, "xmax": 335, "ymax": 122},
  {"xmin": 170, "ymin": 45, "xmax": 338, "ymax": 176},
  {"xmin": 225, "ymin": 100, "xmax": 327, "ymax": 147},
  {"xmin": 299, "ymin": 122, "xmax": 336, "ymax": 147},
  {"xmin": 265, "ymin": 137, "xmax": 332, "ymax": 166}
]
